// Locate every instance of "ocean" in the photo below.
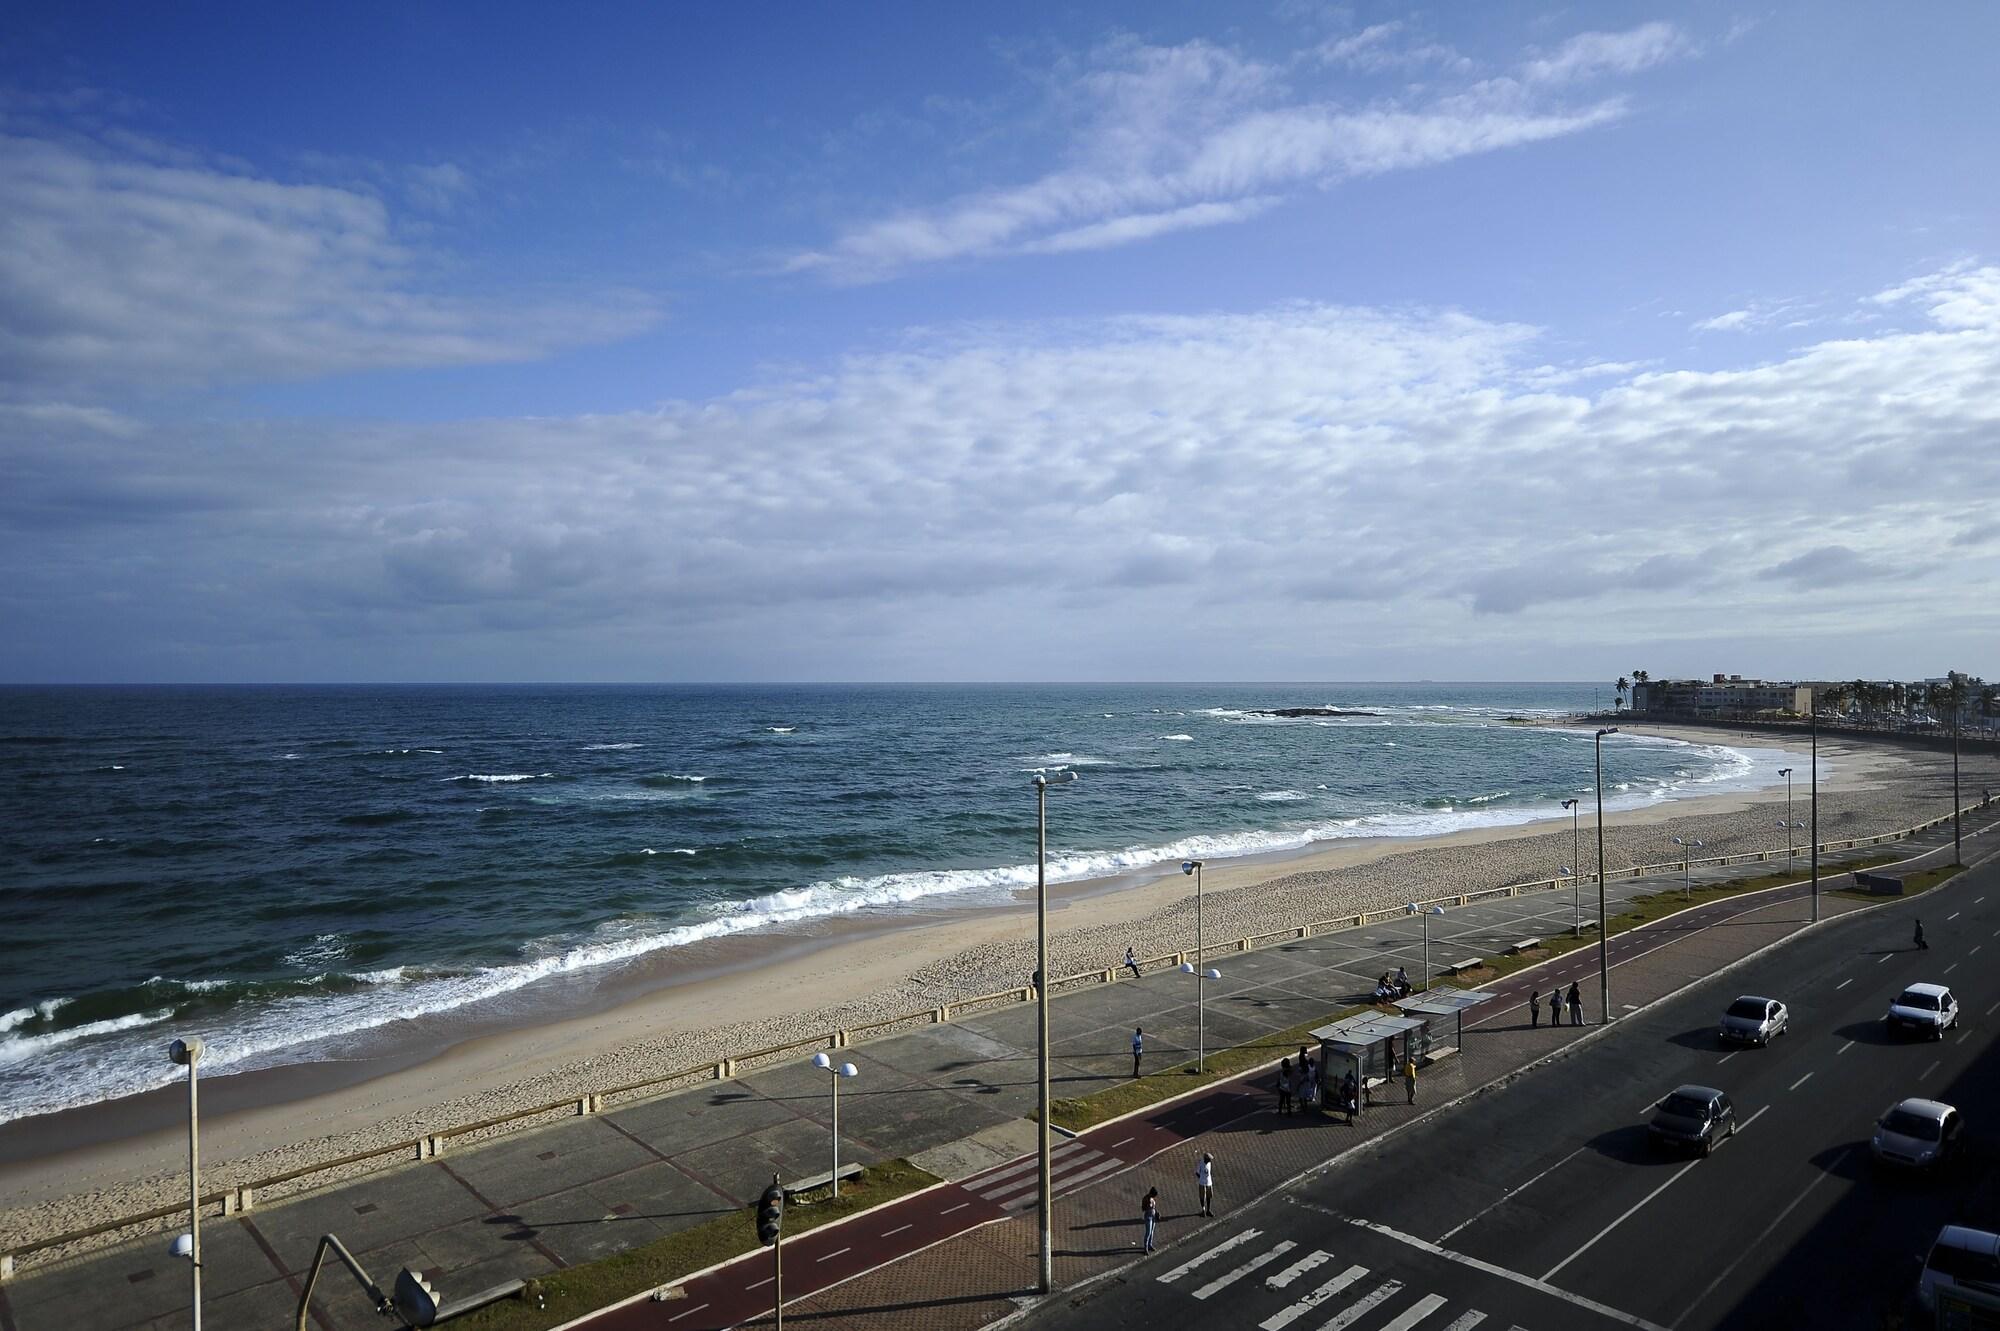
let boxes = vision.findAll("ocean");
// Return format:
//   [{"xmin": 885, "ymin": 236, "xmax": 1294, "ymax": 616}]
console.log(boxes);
[{"xmin": 0, "ymin": 683, "xmax": 1778, "ymax": 1124}]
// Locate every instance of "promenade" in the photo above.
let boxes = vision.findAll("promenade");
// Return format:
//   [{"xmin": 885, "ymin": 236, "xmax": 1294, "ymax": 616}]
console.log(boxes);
[{"xmin": 0, "ymin": 823, "xmax": 1971, "ymax": 1331}]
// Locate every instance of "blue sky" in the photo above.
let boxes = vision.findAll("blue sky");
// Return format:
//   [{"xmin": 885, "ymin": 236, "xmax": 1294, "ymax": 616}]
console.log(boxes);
[{"xmin": 3, "ymin": 3, "xmax": 1998, "ymax": 682}]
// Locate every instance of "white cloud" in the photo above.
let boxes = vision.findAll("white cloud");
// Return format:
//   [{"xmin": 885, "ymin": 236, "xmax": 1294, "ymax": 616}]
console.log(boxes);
[
  {"xmin": 1693, "ymin": 309, "xmax": 1753, "ymax": 332},
  {"xmin": 787, "ymin": 24, "xmax": 1687, "ymax": 281},
  {"xmin": 0, "ymin": 131, "xmax": 659, "ymax": 388}
]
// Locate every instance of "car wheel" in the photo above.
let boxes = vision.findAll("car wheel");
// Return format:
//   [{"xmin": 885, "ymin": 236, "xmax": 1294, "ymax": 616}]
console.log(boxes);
[{"xmin": 1702, "ymin": 1137, "xmax": 1714, "ymax": 1157}]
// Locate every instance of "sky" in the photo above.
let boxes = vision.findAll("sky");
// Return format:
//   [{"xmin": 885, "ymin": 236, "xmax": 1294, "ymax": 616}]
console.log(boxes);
[{"xmin": 3, "ymin": 3, "xmax": 1997, "ymax": 684}]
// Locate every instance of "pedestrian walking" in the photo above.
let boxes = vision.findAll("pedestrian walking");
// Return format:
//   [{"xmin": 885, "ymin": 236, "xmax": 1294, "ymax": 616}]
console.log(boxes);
[
  {"xmin": 1341, "ymin": 1070, "xmax": 1358, "ymax": 1124},
  {"xmin": 1403, "ymin": 1053, "xmax": 1417, "ymax": 1104},
  {"xmin": 1195, "ymin": 1152, "xmax": 1215, "ymax": 1217},
  {"xmin": 1530, "ymin": 989, "xmax": 1541, "ymax": 1028},
  {"xmin": 1277, "ymin": 1057, "xmax": 1294, "ymax": 1115},
  {"xmin": 1132, "ymin": 1026, "xmax": 1144, "ymax": 1078},
  {"xmin": 1915, "ymin": 918, "xmax": 1929, "ymax": 951},
  {"xmin": 1124, "ymin": 945, "xmax": 1142, "ymax": 979},
  {"xmin": 1568, "ymin": 982, "xmax": 1583, "ymax": 1026},
  {"xmin": 1141, "ymin": 1186, "xmax": 1159, "ymax": 1252}
]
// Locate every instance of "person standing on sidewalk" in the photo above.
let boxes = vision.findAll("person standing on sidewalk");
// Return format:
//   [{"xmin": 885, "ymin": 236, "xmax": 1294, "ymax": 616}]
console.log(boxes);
[
  {"xmin": 1132, "ymin": 1027, "xmax": 1144, "ymax": 1078},
  {"xmin": 1530, "ymin": 989, "xmax": 1541, "ymax": 1028},
  {"xmin": 1567, "ymin": 981, "xmax": 1583, "ymax": 1026},
  {"xmin": 1341, "ymin": 1070, "xmax": 1358, "ymax": 1124},
  {"xmin": 1403, "ymin": 1053, "xmax": 1417, "ymax": 1104},
  {"xmin": 1141, "ymin": 1186, "xmax": 1159, "ymax": 1252},
  {"xmin": 1915, "ymin": 919, "xmax": 1929, "ymax": 951},
  {"xmin": 1195, "ymin": 1152, "xmax": 1215, "ymax": 1217},
  {"xmin": 1277, "ymin": 1057, "xmax": 1294, "ymax": 1115},
  {"xmin": 1124, "ymin": 945, "xmax": 1142, "ymax": 978},
  {"xmin": 1549, "ymin": 987, "xmax": 1562, "ymax": 1026}
]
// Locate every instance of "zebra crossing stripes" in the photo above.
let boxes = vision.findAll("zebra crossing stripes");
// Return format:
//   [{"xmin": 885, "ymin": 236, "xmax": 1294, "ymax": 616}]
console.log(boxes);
[
  {"xmin": 1157, "ymin": 1228, "xmax": 1265, "ymax": 1284},
  {"xmin": 1381, "ymin": 1294, "xmax": 1449, "ymax": 1331},
  {"xmin": 1439, "ymin": 1312, "xmax": 1487, "ymax": 1331},
  {"xmin": 1189, "ymin": 1239, "xmax": 1296, "ymax": 1299},
  {"xmin": 1324, "ymin": 1279, "xmax": 1404, "ymax": 1329},
  {"xmin": 962, "ymin": 1139, "xmax": 1120, "ymax": 1212},
  {"xmin": 1266, "ymin": 1248, "xmax": 1335, "ymax": 1289},
  {"xmin": 1261, "ymin": 1263, "xmax": 1368, "ymax": 1330}
]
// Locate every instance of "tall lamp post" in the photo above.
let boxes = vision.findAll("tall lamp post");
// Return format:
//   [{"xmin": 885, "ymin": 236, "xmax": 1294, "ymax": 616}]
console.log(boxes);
[
  {"xmin": 1181, "ymin": 858, "xmax": 1204, "ymax": 985},
  {"xmin": 1953, "ymin": 702, "xmax": 1964, "ymax": 866},
  {"xmin": 1595, "ymin": 727, "xmax": 1619, "ymax": 1024},
  {"xmin": 1560, "ymin": 798, "xmax": 1581, "ymax": 935},
  {"xmin": 1671, "ymin": 836, "xmax": 1704, "ymax": 897},
  {"xmin": 1032, "ymin": 768, "xmax": 1076, "ymax": 1295},
  {"xmin": 808, "ymin": 1052, "xmax": 858, "ymax": 1197},
  {"xmin": 169, "ymin": 1036, "xmax": 205, "ymax": 1331},
  {"xmin": 1777, "ymin": 767, "xmax": 1795, "ymax": 870},
  {"xmin": 1178, "ymin": 961, "xmax": 1222, "ymax": 1070},
  {"xmin": 1405, "ymin": 903, "xmax": 1444, "ymax": 988},
  {"xmin": 1810, "ymin": 696, "xmax": 1820, "ymax": 923}
]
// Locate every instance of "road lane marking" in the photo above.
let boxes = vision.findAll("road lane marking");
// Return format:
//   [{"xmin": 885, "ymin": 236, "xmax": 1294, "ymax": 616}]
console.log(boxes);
[
  {"xmin": 1789, "ymin": 1072, "xmax": 1814, "ymax": 1092},
  {"xmin": 940, "ymin": 1201, "xmax": 970, "ymax": 1215},
  {"xmin": 814, "ymin": 1247, "xmax": 851, "ymax": 1263},
  {"xmin": 1945, "ymin": 963, "xmax": 1959, "ymax": 975},
  {"xmin": 1265, "ymin": 1249, "xmax": 1333, "ymax": 1290},
  {"xmin": 1440, "ymin": 1314, "xmax": 1488, "ymax": 1331},
  {"xmin": 1922, "ymin": 1060, "xmax": 1941, "ymax": 1080},
  {"xmin": 1324, "ymin": 1278, "xmax": 1404, "ymax": 1329},
  {"xmin": 1838, "ymin": 1040, "xmax": 1855, "ymax": 1055},
  {"xmin": 1259, "ymin": 1264, "xmax": 1367, "ymax": 1330},
  {"xmin": 1380, "ymin": 1293, "xmax": 1449, "ymax": 1331},
  {"xmin": 1718, "ymin": 1051, "xmax": 1740, "ymax": 1065},
  {"xmin": 1973, "ymin": 945, "xmax": 1984, "ymax": 957},
  {"xmin": 1438, "ymin": 1146, "xmax": 1587, "ymax": 1243},
  {"xmin": 1112, "ymin": 1135, "xmax": 1135, "ymax": 1147},
  {"xmin": 1158, "ymin": 1229, "xmax": 1262, "ymax": 1284},
  {"xmin": 1949, "ymin": 912, "xmax": 1961, "ymax": 921},
  {"xmin": 1544, "ymin": 1156, "xmax": 1704, "ymax": 1281},
  {"xmin": 1675, "ymin": 1149, "xmax": 1850, "ymax": 1327},
  {"xmin": 1879, "ymin": 953, "xmax": 1895, "ymax": 964},
  {"xmin": 664, "ymin": 1304, "xmax": 710, "ymax": 1324},
  {"xmin": 1191, "ymin": 1239, "xmax": 1296, "ymax": 1299},
  {"xmin": 1836, "ymin": 977, "xmax": 1854, "ymax": 990},
  {"xmin": 880, "ymin": 1223, "xmax": 912, "ymax": 1238},
  {"xmin": 1345, "ymin": 1217, "xmax": 1671, "ymax": 1331}
]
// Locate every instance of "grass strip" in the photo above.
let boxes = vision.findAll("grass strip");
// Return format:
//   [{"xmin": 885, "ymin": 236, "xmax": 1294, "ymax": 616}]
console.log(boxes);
[
  {"xmin": 448, "ymin": 1158, "xmax": 939, "ymax": 1331},
  {"xmin": 1829, "ymin": 862, "xmax": 1967, "ymax": 903},
  {"xmin": 1051, "ymin": 855, "xmax": 1905, "ymax": 1129}
]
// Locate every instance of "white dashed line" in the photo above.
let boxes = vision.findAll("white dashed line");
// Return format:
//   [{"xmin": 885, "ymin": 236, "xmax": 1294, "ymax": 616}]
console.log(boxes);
[
  {"xmin": 1836, "ymin": 977, "xmax": 1854, "ymax": 990},
  {"xmin": 1948, "ymin": 912, "xmax": 1961, "ymax": 921},
  {"xmin": 1974, "ymin": 946, "xmax": 1985, "ymax": 957},
  {"xmin": 1790, "ymin": 1072, "xmax": 1814, "ymax": 1092},
  {"xmin": 940, "ymin": 1201, "xmax": 970, "ymax": 1215},
  {"xmin": 1945, "ymin": 963, "xmax": 1959, "ymax": 975},
  {"xmin": 1879, "ymin": 953, "xmax": 1895, "ymax": 964},
  {"xmin": 880, "ymin": 1223, "xmax": 912, "ymax": 1238},
  {"xmin": 815, "ymin": 1246, "xmax": 851, "ymax": 1263},
  {"xmin": 1112, "ymin": 1135, "xmax": 1135, "ymax": 1148},
  {"xmin": 1921, "ymin": 1059, "xmax": 1941, "ymax": 1080},
  {"xmin": 665, "ymin": 1304, "xmax": 710, "ymax": 1324},
  {"xmin": 1837, "ymin": 1040, "xmax": 1855, "ymax": 1056},
  {"xmin": 1718, "ymin": 1051, "xmax": 1740, "ymax": 1065},
  {"xmin": 1439, "ymin": 1146, "xmax": 1588, "ymax": 1243}
]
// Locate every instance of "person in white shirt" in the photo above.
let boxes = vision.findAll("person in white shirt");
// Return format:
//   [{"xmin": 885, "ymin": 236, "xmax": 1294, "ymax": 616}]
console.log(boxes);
[{"xmin": 1195, "ymin": 1151, "xmax": 1215, "ymax": 1217}]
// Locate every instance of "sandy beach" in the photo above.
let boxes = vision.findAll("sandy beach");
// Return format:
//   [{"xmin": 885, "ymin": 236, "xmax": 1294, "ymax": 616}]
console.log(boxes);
[{"xmin": 5, "ymin": 723, "xmax": 1994, "ymax": 1253}]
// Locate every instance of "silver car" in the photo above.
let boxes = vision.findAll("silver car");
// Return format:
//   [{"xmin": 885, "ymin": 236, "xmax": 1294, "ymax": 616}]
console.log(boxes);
[
  {"xmin": 1873, "ymin": 1098, "xmax": 1964, "ymax": 1170},
  {"xmin": 1885, "ymin": 983, "xmax": 1959, "ymax": 1040},
  {"xmin": 1719, "ymin": 995, "xmax": 1788, "ymax": 1046}
]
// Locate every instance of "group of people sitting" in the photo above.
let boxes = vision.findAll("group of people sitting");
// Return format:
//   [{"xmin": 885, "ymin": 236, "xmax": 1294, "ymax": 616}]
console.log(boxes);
[
  {"xmin": 1275, "ymin": 1049, "xmax": 1361, "ymax": 1122},
  {"xmin": 1373, "ymin": 966, "xmax": 1411, "ymax": 1002}
]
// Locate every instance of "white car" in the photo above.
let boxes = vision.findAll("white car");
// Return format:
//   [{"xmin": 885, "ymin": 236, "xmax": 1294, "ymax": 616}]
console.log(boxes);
[
  {"xmin": 1885, "ymin": 983, "xmax": 1959, "ymax": 1040},
  {"xmin": 1871, "ymin": 1098, "xmax": 1964, "ymax": 1170},
  {"xmin": 1718, "ymin": 995, "xmax": 1788, "ymax": 1046},
  {"xmin": 1918, "ymin": 1226, "xmax": 2000, "ymax": 1313}
]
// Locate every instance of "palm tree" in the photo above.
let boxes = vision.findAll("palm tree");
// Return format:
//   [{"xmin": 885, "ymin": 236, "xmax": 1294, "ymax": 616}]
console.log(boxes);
[{"xmin": 1615, "ymin": 676, "xmax": 1629, "ymax": 709}]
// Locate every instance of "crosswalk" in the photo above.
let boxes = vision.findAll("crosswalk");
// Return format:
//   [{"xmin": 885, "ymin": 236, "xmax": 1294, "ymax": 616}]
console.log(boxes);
[
  {"xmin": 960, "ymin": 1138, "xmax": 1123, "ymax": 1212},
  {"xmin": 1159, "ymin": 1228, "xmax": 1518, "ymax": 1331}
]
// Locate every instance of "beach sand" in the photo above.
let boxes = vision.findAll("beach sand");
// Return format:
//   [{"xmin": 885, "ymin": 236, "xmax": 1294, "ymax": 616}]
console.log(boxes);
[{"xmin": 4, "ymin": 723, "xmax": 1994, "ymax": 1252}]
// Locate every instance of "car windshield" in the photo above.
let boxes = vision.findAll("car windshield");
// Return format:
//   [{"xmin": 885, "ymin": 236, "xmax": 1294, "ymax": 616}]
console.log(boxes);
[
  {"xmin": 1660, "ymin": 1093, "xmax": 1712, "ymax": 1119},
  {"xmin": 1884, "ymin": 1109, "xmax": 1943, "ymax": 1141},
  {"xmin": 1897, "ymin": 990, "xmax": 1939, "ymax": 1011},
  {"xmin": 1726, "ymin": 1000, "xmax": 1768, "ymax": 1020}
]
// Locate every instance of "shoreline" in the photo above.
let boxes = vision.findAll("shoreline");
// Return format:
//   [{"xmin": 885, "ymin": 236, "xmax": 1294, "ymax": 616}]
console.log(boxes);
[{"xmin": 4, "ymin": 723, "xmax": 1991, "ymax": 1251}]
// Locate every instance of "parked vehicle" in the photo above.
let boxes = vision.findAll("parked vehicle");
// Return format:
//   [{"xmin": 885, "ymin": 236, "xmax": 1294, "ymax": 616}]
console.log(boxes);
[
  {"xmin": 1719, "ymin": 996, "xmax": 1788, "ymax": 1046},
  {"xmin": 1649, "ymin": 1085, "xmax": 1736, "ymax": 1156},
  {"xmin": 1885, "ymin": 983, "xmax": 1959, "ymax": 1040},
  {"xmin": 1871, "ymin": 1098, "xmax": 1963, "ymax": 1170},
  {"xmin": 1918, "ymin": 1225, "xmax": 2000, "ymax": 1314}
]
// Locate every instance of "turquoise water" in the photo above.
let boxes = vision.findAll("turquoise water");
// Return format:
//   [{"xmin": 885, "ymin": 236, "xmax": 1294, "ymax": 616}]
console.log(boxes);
[{"xmin": 0, "ymin": 682, "xmax": 1772, "ymax": 1121}]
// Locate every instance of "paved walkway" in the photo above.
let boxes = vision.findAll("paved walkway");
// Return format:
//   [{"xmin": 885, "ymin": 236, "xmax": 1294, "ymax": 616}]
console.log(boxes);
[{"xmin": 0, "ymin": 821, "xmax": 1973, "ymax": 1331}]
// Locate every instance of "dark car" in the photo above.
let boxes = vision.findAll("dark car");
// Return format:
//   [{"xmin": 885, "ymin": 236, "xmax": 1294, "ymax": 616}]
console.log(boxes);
[{"xmin": 1650, "ymin": 1085, "xmax": 1736, "ymax": 1156}]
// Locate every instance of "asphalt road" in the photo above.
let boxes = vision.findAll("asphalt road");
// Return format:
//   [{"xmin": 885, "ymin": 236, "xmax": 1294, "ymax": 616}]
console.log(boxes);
[{"xmin": 1027, "ymin": 853, "xmax": 2000, "ymax": 1331}]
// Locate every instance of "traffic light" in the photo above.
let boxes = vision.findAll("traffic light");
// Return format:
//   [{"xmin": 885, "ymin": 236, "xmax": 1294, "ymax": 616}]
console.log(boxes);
[{"xmin": 757, "ymin": 1177, "xmax": 784, "ymax": 1247}]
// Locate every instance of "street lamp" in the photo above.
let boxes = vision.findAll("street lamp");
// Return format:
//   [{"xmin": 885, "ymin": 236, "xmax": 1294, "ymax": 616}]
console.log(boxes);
[
  {"xmin": 1031, "ymin": 768, "xmax": 1077, "ymax": 1295},
  {"xmin": 1809, "ymin": 695, "xmax": 1820, "ymax": 923},
  {"xmin": 168, "ymin": 1036, "xmax": 205, "ymax": 1331},
  {"xmin": 1777, "ymin": 768, "xmax": 1795, "ymax": 870},
  {"xmin": 1595, "ymin": 727, "xmax": 1619, "ymax": 1024},
  {"xmin": 1560, "ymin": 798, "xmax": 1581, "ymax": 935},
  {"xmin": 808, "ymin": 1052, "xmax": 858, "ymax": 1197},
  {"xmin": 1178, "ymin": 961, "xmax": 1222, "ymax": 1071},
  {"xmin": 1405, "ymin": 903, "xmax": 1445, "ymax": 988},
  {"xmin": 1671, "ymin": 836, "xmax": 1704, "ymax": 897}
]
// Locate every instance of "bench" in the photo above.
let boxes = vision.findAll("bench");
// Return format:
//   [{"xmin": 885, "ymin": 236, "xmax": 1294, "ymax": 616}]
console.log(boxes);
[
  {"xmin": 783, "ymin": 1161, "xmax": 865, "ymax": 1197},
  {"xmin": 1505, "ymin": 938, "xmax": 1541, "ymax": 955},
  {"xmin": 1853, "ymin": 872, "xmax": 1905, "ymax": 896},
  {"xmin": 1578, "ymin": 919, "xmax": 1600, "ymax": 933},
  {"xmin": 1442, "ymin": 957, "xmax": 1483, "ymax": 976}
]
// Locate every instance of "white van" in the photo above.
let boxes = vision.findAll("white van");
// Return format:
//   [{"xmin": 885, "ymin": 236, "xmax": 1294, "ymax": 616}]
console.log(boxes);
[{"xmin": 1918, "ymin": 1225, "xmax": 2000, "ymax": 1314}]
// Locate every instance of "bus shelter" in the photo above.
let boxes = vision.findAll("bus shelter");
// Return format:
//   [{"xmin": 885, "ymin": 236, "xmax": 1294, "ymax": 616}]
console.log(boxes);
[
  {"xmin": 1393, "ymin": 985, "xmax": 1491, "ymax": 1060},
  {"xmin": 1310, "ymin": 1011, "xmax": 1430, "ymax": 1110}
]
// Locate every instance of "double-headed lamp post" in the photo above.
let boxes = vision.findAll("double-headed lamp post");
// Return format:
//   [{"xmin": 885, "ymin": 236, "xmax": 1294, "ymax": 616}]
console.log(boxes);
[
  {"xmin": 1595, "ymin": 727, "xmax": 1619, "ymax": 1024},
  {"xmin": 168, "ymin": 1036, "xmax": 205, "ymax": 1331},
  {"xmin": 1560, "ymin": 798, "xmax": 1582, "ymax": 935},
  {"xmin": 1405, "ymin": 903, "xmax": 1445, "ymax": 988},
  {"xmin": 1032, "ymin": 768, "xmax": 1077, "ymax": 1295},
  {"xmin": 1777, "ymin": 768, "xmax": 1795, "ymax": 869},
  {"xmin": 1671, "ymin": 836, "xmax": 1704, "ymax": 896},
  {"xmin": 1178, "ymin": 961, "xmax": 1223, "ymax": 1070},
  {"xmin": 808, "ymin": 1052, "xmax": 858, "ymax": 1197}
]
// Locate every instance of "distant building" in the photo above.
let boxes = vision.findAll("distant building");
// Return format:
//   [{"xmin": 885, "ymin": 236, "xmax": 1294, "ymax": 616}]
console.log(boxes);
[{"xmin": 1631, "ymin": 674, "xmax": 1812, "ymax": 717}]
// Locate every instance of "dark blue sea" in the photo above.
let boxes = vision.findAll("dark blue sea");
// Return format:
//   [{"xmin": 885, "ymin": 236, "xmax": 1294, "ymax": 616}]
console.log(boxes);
[{"xmin": 0, "ymin": 683, "xmax": 1783, "ymax": 1122}]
